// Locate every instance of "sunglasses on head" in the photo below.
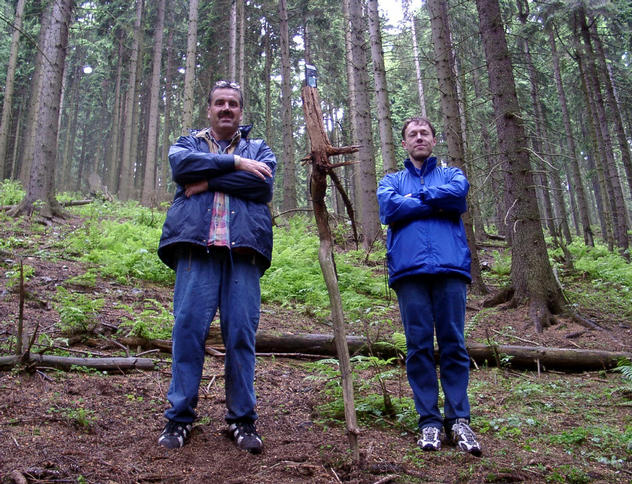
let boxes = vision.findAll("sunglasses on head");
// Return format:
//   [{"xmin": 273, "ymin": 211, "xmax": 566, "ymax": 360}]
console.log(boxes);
[{"xmin": 214, "ymin": 80, "xmax": 240, "ymax": 89}]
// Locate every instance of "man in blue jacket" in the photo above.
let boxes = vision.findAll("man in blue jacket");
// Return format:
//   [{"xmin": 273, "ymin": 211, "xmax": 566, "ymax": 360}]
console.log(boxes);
[
  {"xmin": 377, "ymin": 117, "xmax": 481, "ymax": 456},
  {"xmin": 157, "ymin": 80, "xmax": 276, "ymax": 453}
]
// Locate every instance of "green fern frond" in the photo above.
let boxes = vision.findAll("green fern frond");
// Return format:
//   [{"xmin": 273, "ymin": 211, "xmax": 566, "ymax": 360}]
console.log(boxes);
[
  {"xmin": 615, "ymin": 358, "xmax": 632, "ymax": 383},
  {"xmin": 392, "ymin": 332, "xmax": 407, "ymax": 354}
]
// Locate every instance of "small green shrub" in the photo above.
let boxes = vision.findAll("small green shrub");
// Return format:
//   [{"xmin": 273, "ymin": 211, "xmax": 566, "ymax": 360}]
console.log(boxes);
[
  {"xmin": 614, "ymin": 358, "xmax": 632, "ymax": 385},
  {"xmin": 4, "ymin": 264, "xmax": 35, "ymax": 290},
  {"xmin": 64, "ymin": 270, "xmax": 98, "ymax": 288},
  {"xmin": 0, "ymin": 179, "xmax": 25, "ymax": 205},
  {"xmin": 118, "ymin": 299, "xmax": 173, "ymax": 340},
  {"xmin": 48, "ymin": 403, "xmax": 96, "ymax": 431},
  {"xmin": 54, "ymin": 287, "xmax": 104, "ymax": 336},
  {"xmin": 304, "ymin": 348, "xmax": 414, "ymax": 431},
  {"xmin": 490, "ymin": 249, "xmax": 511, "ymax": 276}
]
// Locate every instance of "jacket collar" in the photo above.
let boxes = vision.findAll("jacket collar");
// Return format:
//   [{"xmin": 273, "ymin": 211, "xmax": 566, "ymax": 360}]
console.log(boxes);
[
  {"xmin": 195, "ymin": 124, "xmax": 254, "ymax": 154},
  {"xmin": 194, "ymin": 124, "xmax": 253, "ymax": 143},
  {"xmin": 404, "ymin": 156, "xmax": 437, "ymax": 175}
]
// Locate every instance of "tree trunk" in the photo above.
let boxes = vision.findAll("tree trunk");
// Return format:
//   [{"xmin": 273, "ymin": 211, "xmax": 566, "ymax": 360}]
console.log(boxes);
[
  {"xmin": 181, "ymin": 0, "xmax": 199, "ymax": 135},
  {"xmin": 238, "ymin": 0, "xmax": 246, "ymax": 112},
  {"xmin": 18, "ymin": 5, "xmax": 50, "ymax": 186},
  {"xmin": 427, "ymin": 0, "xmax": 487, "ymax": 295},
  {"xmin": 141, "ymin": 0, "xmax": 166, "ymax": 205},
  {"xmin": 228, "ymin": 0, "xmax": 237, "ymax": 80},
  {"xmin": 577, "ymin": 10, "xmax": 629, "ymax": 256},
  {"xmin": 9, "ymin": 103, "xmax": 22, "ymax": 179},
  {"xmin": 579, "ymin": 115, "xmax": 610, "ymax": 247},
  {"xmin": 60, "ymin": 60, "xmax": 82, "ymax": 192},
  {"xmin": 107, "ymin": 36, "xmax": 124, "ymax": 194},
  {"xmin": 130, "ymin": 41, "xmax": 146, "ymax": 198},
  {"xmin": 576, "ymin": 50, "xmax": 614, "ymax": 249},
  {"xmin": 118, "ymin": 0, "xmax": 143, "ymax": 201},
  {"xmin": 547, "ymin": 27, "xmax": 593, "ymax": 246},
  {"xmin": 346, "ymin": 0, "xmax": 381, "ymax": 249},
  {"xmin": 342, "ymin": 0, "xmax": 358, "ymax": 217},
  {"xmin": 264, "ymin": 20, "xmax": 273, "ymax": 146},
  {"xmin": 10, "ymin": 0, "xmax": 74, "ymax": 219},
  {"xmin": 161, "ymin": 17, "xmax": 175, "ymax": 196},
  {"xmin": 76, "ymin": 113, "xmax": 91, "ymax": 191},
  {"xmin": 279, "ymin": 0, "xmax": 297, "ymax": 211},
  {"xmin": 367, "ymin": 0, "xmax": 397, "ymax": 175},
  {"xmin": 0, "ymin": 0, "xmax": 27, "ymax": 179},
  {"xmin": 471, "ymin": 67, "xmax": 504, "ymax": 237},
  {"xmin": 589, "ymin": 17, "xmax": 632, "ymax": 216},
  {"xmin": 403, "ymin": 0, "xmax": 427, "ymax": 116},
  {"xmin": 475, "ymin": 0, "xmax": 564, "ymax": 333}
]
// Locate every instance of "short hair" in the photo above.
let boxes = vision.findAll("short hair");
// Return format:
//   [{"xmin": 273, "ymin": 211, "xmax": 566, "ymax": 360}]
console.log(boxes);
[
  {"xmin": 401, "ymin": 117, "xmax": 436, "ymax": 139},
  {"xmin": 208, "ymin": 80, "xmax": 243, "ymax": 109}
]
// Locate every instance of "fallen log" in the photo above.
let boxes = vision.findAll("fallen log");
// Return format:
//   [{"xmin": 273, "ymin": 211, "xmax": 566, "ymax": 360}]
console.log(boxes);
[
  {"xmin": 0, "ymin": 353, "xmax": 154, "ymax": 371},
  {"xmin": 0, "ymin": 199, "xmax": 93, "ymax": 212},
  {"xmin": 114, "ymin": 329, "xmax": 631, "ymax": 372},
  {"xmin": 467, "ymin": 343, "xmax": 630, "ymax": 371}
]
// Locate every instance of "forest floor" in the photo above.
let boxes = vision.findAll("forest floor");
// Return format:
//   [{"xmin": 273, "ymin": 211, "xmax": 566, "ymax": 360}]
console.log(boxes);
[{"xmin": 0, "ymin": 214, "xmax": 631, "ymax": 484}]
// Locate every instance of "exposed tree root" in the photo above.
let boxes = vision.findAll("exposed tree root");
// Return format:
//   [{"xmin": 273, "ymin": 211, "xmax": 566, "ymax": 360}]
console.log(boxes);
[
  {"xmin": 527, "ymin": 297, "xmax": 558, "ymax": 333},
  {"xmin": 482, "ymin": 285, "xmax": 603, "ymax": 334},
  {"xmin": 7, "ymin": 199, "xmax": 69, "ymax": 221},
  {"xmin": 482, "ymin": 286, "xmax": 514, "ymax": 307}
]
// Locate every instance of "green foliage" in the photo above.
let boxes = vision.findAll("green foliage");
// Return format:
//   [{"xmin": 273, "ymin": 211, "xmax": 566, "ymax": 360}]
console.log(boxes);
[
  {"xmin": 387, "ymin": 332, "xmax": 407, "ymax": 355},
  {"xmin": 64, "ymin": 270, "xmax": 98, "ymax": 288},
  {"xmin": 4, "ymin": 263, "xmax": 35, "ymax": 290},
  {"xmin": 304, "ymin": 350, "xmax": 415, "ymax": 432},
  {"xmin": 548, "ymin": 424, "xmax": 632, "ymax": 458},
  {"xmin": 546, "ymin": 465, "xmax": 591, "ymax": 484},
  {"xmin": 558, "ymin": 241, "xmax": 632, "ymax": 288},
  {"xmin": 48, "ymin": 402, "xmax": 96, "ymax": 431},
  {"xmin": 261, "ymin": 217, "xmax": 387, "ymax": 318},
  {"xmin": 550, "ymin": 241, "xmax": 632, "ymax": 319},
  {"xmin": 117, "ymin": 299, "xmax": 173, "ymax": 340},
  {"xmin": 0, "ymin": 179, "xmax": 25, "ymax": 205},
  {"xmin": 614, "ymin": 358, "xmax": 632, "ymax": 384},
  {"xmin": 476, "ymin": 415, "xmax": 536, "ymax": 439},
  {"xmin": 0, "ymin": 229, "xmax": 30, "ymax": 252},
  {"xmin": 64, "ymin": 200, "xmax": 173, "ymax": 285},
  {"xmin": 54, "ymin": 287, "xmax": 104, "ymax": 336},
  {"xmin": 490, "ymin": 249, "xmax": 511, "ymax": 277}
]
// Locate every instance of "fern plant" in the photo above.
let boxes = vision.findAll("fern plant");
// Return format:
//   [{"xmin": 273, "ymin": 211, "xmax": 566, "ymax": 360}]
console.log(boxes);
[
  {"xmin": 614, "ymin": 359, "xmax": 632, "ymax": 385},
  {"xmin": 117, "ymin": 299, "xmax": 173, "ymax": 340},
  {"xmin": 54, "ymin": 287, "xmax": 104, "ymax": 336}
]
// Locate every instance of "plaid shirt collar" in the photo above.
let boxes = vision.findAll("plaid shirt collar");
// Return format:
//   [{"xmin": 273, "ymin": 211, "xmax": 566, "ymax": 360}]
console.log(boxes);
[{"xmin": 195, "ymin": 128, "xmax": 241, "ymax": 154}]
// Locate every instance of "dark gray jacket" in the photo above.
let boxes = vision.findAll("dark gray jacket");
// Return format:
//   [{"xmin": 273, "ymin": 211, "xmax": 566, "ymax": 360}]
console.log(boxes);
[{"xmin": 158, "ymin": 125, "xmax": 276, "ymax": 271}]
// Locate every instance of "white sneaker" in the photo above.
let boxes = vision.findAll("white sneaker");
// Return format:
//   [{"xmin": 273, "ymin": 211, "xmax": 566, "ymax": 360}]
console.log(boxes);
[
  {"xmin": 449, "ymin": 418, "xmax": 482, "ymax": 456},
  {"xmin": 417, "ymin": 426, "xmax": 441, "ymax": 451}
]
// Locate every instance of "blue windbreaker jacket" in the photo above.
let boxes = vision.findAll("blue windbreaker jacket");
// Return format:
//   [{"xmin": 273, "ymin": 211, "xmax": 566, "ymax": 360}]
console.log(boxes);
[
  {"xmin": 377, "ymin": 157, "xmax": 471, "ymax": 286},
  {"xmin": 158, "ymin": 125, "xmax": 276, "ymax": 271}
]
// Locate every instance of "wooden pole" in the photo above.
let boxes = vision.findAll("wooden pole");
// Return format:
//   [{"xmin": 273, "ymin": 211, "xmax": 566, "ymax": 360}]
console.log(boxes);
[{"xmin": 301, "ymin": 85, "xmax": 360, "ymax": 461}]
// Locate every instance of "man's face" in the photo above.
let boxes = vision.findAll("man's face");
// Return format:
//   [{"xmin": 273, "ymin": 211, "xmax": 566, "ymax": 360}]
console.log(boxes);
[
  {"xmin": 402, "ymin": 121, "xmax": 436, "ymax": 163},
  {"xmin": 207, "ymin": 88, "xmax": 243, "ymax": 140}
]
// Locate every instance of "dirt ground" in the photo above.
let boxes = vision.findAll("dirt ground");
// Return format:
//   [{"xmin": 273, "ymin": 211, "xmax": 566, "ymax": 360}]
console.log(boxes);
[{"xmin": 0, "ymin": 215, "xmax": 631, "ymax": 483}]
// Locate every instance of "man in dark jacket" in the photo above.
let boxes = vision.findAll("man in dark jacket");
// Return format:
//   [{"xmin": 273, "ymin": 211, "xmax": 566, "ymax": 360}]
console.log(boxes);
[
  {"xmin": 377, "ymin": 117, "xmax": 481, "ymax": 456},
  {"xmin": 157, "ymin": 80, "xmax": 276, "ymax": 453}
]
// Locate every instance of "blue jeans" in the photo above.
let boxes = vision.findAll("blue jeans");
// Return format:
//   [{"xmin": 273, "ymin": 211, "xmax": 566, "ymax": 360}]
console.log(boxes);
[
  {"xmin": 165, "ymin": 246, "xmax": 262, "ymax": 424},
  {"xmin": 394, "ymin": 274, "xmax": 471, "ymax": 431}
]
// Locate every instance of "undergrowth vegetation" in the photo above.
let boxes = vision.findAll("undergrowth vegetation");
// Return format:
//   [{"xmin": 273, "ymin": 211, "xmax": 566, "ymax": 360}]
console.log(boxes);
[
  {"xmin": 551, "ymin": 241, "xmax": 632, "ymax": 321},
  {"xmin": 1, "ymin": 184, "xmax": 631, "ymax": 481},
  {"xmin": 262, "ymin": 216, "xmax": 388, "ymax": 319}
]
